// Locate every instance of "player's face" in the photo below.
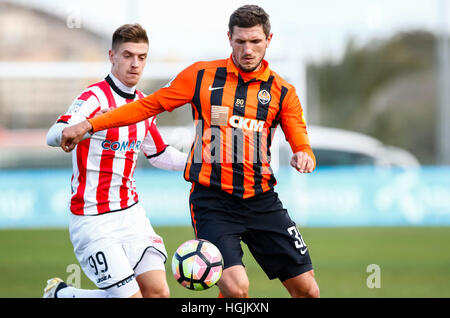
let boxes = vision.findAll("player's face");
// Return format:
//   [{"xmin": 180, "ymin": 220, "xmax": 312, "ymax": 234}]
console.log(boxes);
[
  {"xmin": 109, "ymin": 41, "xmax": 148, "ymax": 87},
  {"xmin": 228, "ymin": 25, "xmax": 272, "ymax": 73}
]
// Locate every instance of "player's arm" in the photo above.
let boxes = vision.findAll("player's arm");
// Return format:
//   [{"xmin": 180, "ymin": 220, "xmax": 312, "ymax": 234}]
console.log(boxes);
[
  {"xmin": 141, "ymin": 118, "xmax": 188, "ymax": 171},
  {"xmin": 279, "ymin": 87, "xmax": 316, "ymax": 173},
  {"xmin": 47, "ymin": 94, "xmax": 104, "ymax": 148},
  {"xmin": 61, "ymin": 63, "xmax": 198, "ymax": 153},
  {"xmin": 147, "ymin": 146, "xmax": 188, "ymax": 171},
  {"xmin": 47, "ymin": 122, "xmax": 89, "ymax": 147},
  {"xmin": 59, "ymin": 95, "xmax": 165, "ymax": 152}
]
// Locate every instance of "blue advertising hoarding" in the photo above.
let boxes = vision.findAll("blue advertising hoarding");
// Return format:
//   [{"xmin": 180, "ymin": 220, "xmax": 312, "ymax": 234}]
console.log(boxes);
[{"xmin": 0, "ymin": 167, "xmax": 449, "ymax": 228}]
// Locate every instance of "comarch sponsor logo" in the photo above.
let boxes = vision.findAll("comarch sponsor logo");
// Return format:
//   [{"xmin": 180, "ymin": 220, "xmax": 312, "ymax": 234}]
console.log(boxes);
[
  {"xmin": 229, "ymin": 115, "xmax": 265, "ymax": 132},
  {"xmin": 101, "ymin": 140, "xmax": 142, "ymax": 151}
]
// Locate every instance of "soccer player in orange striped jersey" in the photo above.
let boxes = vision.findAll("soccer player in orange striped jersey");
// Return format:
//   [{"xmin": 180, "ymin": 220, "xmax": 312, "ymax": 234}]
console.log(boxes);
[{"xmin": 61, "ymin": 5, "xmax": 320, "ymax": 298}]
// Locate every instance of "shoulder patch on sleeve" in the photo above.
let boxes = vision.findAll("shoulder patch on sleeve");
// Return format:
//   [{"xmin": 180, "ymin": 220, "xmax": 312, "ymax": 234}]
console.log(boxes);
[{"xmin": 67, "ymin": 99, "xmax": 85, "ymax": 114}]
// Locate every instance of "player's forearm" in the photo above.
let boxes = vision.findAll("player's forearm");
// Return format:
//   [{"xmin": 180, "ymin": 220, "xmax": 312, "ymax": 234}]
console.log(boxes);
[
  {"xmin": 148, "ymin": 146, "xmax": 188, "ymax": 171},
  {"xmin": 281, "ymin": 114, "xmax": 316, "ymax": 168},
  {"xmin": 47, "ymin": 122, "xmax": 66, "ymax": 147},
  {"xmin": 88, "ymin": 94, "xmax": 165, "ymax": 133},
  {"xmin": 47, "ymin": 122, "xmax": 90, "ymax": 147},
  {"xmin": 285, "ymin": 129, "xmax": 316, "ymax": 168}
]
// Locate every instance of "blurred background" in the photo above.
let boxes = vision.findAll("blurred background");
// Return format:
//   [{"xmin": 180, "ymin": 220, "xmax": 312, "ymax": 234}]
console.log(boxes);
[{"xmin": 0, "ymin": 0, "xmax": 449, "ymax": 298}]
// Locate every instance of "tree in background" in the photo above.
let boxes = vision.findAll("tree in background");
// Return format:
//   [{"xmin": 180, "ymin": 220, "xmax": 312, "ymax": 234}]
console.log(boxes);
[{"xmin": 306, "ymin": 30, "xmax": 439, "ymax": 164}]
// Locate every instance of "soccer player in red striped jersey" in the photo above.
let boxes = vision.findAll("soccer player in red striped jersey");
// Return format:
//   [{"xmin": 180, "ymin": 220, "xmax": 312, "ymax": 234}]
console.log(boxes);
[
  {"xmin": 60, "ymin": 6, "xmax": 320, "ymax": 298},
  {"xmin": 43, "ymin": 24, "xmax": 187, "ymax": 298}
]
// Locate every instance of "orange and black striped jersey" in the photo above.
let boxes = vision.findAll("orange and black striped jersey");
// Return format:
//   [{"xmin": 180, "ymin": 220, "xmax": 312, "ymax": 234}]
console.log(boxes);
[{"xmin": 89, "ymin": 56, "xmax": 315, "ymax": 199}]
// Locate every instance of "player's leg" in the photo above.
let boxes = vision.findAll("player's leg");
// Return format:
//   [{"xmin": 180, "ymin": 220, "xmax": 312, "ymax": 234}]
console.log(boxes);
[
  {"xmin": 282, "ymin": 269, "xmax": 320, "ymax": 298},
  {"xmin": 135, "ymin": 270, "xmax": 169, "ymax": 298},
  {"xmin": 75, "ymin": 244, "xmax": 142, "ymax": 298},
  {"xmin": 242, "ymin": 190, "xmax": 320, "ymax": 298},
  {"xmin": 120, "ymin": 204, "xmax": 170, "ymax": 298},
  {"xmin": 57, "ymin": 284, "xmax": 142, "ymax": 298},
  {"xmin": 63, "ymin": 235, "xmax": 141, "ymax": 296},
  {"xmin": 189, "ymin": 183, "xmax": 249, "ymax": 298},
  {"xmin": 56, "ymin": 284, "xmax": 142, "ymax": 298},
  {"xmin": 43, "ymin": 277, "xmax": 110, "ymax": 298},
  {"xmin": 216, "ymin": 265, "xmax": 250, "ymax": 298},
  {"xmin": 244, "ymin": 225, "xmax": 320, "ymax": 298},
  {"xmin": 69, "ymin": 234, "xmax": 142, "ymax": 298},
  {"xmin": 134, "ymin": 248, "xmax": 170, "ymax": 298},
  {"xmin": 52, "ymin": 244, "xmax": 168, "ymax": 298},
  {"xmin": 43, "ymin": 277, "xmax": 142, "ymax": 298}
]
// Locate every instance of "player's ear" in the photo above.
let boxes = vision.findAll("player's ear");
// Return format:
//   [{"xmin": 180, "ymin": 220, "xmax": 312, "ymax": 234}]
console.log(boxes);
[
  {"xmin": 266, "ymin": 33, "xmax": 273, "ymax": 48},
  {"xmin": 108, "ymin": 49, "xmax": 114, "ymax": 64}
]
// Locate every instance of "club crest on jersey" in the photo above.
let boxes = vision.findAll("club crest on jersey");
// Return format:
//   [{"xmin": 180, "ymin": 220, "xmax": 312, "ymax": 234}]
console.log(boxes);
[{"xmin": 257, "ymin": 89, "xmax": 271, "ymax": 105}]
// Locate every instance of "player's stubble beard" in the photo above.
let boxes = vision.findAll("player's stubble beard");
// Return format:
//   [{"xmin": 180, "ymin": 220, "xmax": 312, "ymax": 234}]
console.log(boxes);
[{"xmin": 233, "ymin": 54, "xmax": 265, "ymax": 73}]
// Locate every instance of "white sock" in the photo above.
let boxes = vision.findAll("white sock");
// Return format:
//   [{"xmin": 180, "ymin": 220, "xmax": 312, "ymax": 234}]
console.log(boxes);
[{"xmin": 57, "ymin": 286, "xmax": 111, "ymax": 298}]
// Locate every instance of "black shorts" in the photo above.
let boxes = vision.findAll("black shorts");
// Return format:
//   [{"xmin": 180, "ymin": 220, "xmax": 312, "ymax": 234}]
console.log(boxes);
[{"xmin": 189, "ymin": 183, "xmax": 313, "ymax": 282}]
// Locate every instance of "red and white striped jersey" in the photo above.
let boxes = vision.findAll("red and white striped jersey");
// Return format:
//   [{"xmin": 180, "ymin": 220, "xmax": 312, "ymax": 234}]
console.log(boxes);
[{"xmin": 56, "ymin": 76, "xmax": 168, "ymax": 215}]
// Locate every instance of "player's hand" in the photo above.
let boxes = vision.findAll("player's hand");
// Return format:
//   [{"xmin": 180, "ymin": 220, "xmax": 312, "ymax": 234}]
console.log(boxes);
[
  {"xmin": 290, "ymin": 151, "xmax": 315, "ymax": 173},
  {"xmin": 60, "ymin": 120, "xmax": 93, "ymax": 152}
]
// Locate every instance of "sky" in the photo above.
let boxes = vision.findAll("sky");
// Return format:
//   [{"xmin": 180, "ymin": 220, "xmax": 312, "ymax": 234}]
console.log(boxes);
[{"xmin": 11, "ymin": 0, "xmax": 450, "ymax": 64}]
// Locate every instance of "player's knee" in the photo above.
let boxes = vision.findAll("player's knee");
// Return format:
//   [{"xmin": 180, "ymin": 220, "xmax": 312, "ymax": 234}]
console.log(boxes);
[
  {"xmin": 142, "ymin": 289, "xmax": 170, "ymax": 298},
  {"xmin": 218, "ymin": 265, "xmax": 250, "ymax": 298},
  {"xmin": 221, "ymin": 279, "xmax": 249, "ymax": 298},
  {"xmin": 305, "ymin": 284, "xmax": 320, "ymax": 298},
  {"xmin": 141, "ymin": 285, "xmax": 170, "ymax": 298},
  {"xmin": 291, "ymin": 283, "xmax": 320, "ymax": 298},
  {"xmin": 160, "ymin": 286, "xmax": 171, "ymax": 298},
  {"xmin": 153, "ymin": 289, "xmax": 170, "ymax": 298},
  {"xmin": 225, "ymin": 286, "xmax": 249, "ymax": 298}
]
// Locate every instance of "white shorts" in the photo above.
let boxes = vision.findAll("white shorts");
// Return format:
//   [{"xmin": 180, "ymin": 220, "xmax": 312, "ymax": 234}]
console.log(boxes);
[{"xmin": 69, "ymin": 203, "xmax": 167, "ymax": 297}]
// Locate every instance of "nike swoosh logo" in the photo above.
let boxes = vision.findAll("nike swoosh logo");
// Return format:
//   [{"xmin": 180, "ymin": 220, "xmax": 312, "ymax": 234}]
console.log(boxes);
[
  {"xmin": 300, "ymin": 248, "xmax": 308, "ymax": 255},
  {"xmin": 208, "ymin": 85, "xmax": 225, "ymax": 91}
]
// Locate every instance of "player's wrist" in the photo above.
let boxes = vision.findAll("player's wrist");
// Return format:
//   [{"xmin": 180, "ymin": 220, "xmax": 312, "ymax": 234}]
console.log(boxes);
[{"xmin": 84, "ymin": 119, "xmax": 94, "ymax": 134}]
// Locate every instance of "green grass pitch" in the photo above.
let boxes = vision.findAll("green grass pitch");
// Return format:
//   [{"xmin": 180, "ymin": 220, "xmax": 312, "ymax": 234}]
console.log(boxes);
[{"xmin": 1, "ymin": 226, "xmax": 449, "ymax": 298}]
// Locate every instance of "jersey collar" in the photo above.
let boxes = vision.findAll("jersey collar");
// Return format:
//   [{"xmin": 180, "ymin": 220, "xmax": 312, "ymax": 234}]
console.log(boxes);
[
  {"xmin": 105, "ymin": 74, "xmax": 136, "ymax": 100},
  {"xmin": 226, "ymin": 55, "xmax": 271, "ymax": 83}
]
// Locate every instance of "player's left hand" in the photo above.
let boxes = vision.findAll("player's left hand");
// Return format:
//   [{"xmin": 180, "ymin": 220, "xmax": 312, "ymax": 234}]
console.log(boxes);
[{"xmin": 290, "ymin": 151, "xmax": 315, "ymax": 173}]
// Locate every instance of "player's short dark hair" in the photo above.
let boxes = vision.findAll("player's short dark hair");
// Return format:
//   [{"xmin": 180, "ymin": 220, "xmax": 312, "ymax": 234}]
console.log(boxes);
[
  {"xmin": 228, "ymin": 5, "xmax": 271, "ymax": 38},
  {"xmin": 112, "ymin": 24, "xmax": 148, "ymax": 50}
]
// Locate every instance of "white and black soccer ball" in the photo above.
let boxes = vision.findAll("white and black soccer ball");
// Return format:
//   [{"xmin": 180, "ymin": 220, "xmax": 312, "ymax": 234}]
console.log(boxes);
[{"xmin": 172, "ymin": 239, "xmax": 223, "ymax": 291}]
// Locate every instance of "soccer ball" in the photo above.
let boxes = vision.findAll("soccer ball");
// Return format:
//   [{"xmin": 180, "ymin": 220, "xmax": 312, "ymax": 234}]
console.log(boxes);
[{"xmin": 172, "ymin": 239, "xmax": 223, "ymax": 291}]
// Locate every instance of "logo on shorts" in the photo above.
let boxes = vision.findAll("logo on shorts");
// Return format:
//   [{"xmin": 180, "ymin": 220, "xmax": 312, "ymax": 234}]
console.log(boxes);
[
  {"xmin": 97, "ymin": 273, "xmax": 112, "ymax": 284},
  {"xmin": 257, "ymin": 89, "xmax": 271, "ymax": 105},
  {"xmin": 151, "ymin": 236, "xmax": 163, "ymax": 244},
  {"xmin": 117, "ymin": 275, "xmax": 135, "ymax": 288}
]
